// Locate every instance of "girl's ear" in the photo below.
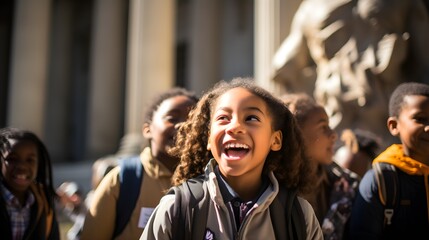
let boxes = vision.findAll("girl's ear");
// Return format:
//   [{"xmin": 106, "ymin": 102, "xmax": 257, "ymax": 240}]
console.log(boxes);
[
  {"xmin": 387, "ymin": 117, "xmax": 399, "ymax": 136},
  {"xmin": 142, "ymin": 123, "xmax": 151, "ymax": 139},
  {"xmin": 271, "ymin": 130, "xmax": 282, "ymax": 151}
]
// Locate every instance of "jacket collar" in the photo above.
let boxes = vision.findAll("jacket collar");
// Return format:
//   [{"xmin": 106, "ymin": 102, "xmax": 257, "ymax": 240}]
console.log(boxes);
[{"xmin": 141, "ymin": 147, "xmax": 174, "ymax": 178}]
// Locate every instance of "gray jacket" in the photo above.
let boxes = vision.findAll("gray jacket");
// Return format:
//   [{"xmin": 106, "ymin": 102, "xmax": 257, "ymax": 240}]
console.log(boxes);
[{"xmin": 141, "ymin": 159, "xmax": 323, "ymax": 240}]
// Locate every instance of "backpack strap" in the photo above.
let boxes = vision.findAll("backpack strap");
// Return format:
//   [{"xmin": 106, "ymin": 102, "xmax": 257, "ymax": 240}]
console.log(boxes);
[
  {"xmin": 170, "ymin": 175, "xmax": 208, "ymax": 240},
  {"xmin": 270, "ymin": 190, "xmax": 287, "ymax": 239},
  {"xmin": 113, "ymin": 155, "xmax": 143, "ymax": 237},
  {"xmin": 373, "ymin": 162, "xmax": 398, "ymax": 226},
  {"xmin": 291, "ymin": 194, "xmax": 306, "ymax": 240},
  {"xmin": 270, "ymin": 187, "xmax": 306, "ymax": 240}
]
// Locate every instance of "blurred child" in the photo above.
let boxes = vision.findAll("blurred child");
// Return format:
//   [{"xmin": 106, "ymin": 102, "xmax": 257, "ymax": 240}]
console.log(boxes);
[
  {"xmin": 334, "ymin": 128, "xmax": 381, "ymax": 178},
  {"xmin": 0, "ymin": 127, "xmax": 60, "ymax": 239},
  {"xmin": 349, "ymin": 82, "xmax": 429, "ymax": 238},
  {"xmin": 80, "ymin": 87, "xmax": 198, "ymax": 240},
  {"xmin": 282, "ymin": 93, "xmax": 359, "ymax": 240},
  {"xmin": 141, "ymin": 78, "xmax": 322, "ymax": 239}
]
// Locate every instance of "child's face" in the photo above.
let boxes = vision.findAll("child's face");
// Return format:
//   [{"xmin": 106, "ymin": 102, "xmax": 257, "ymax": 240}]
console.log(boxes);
[
  {"xmin": 388, "ymin": 95, "xmax": 429, "ymax": 163},
  {"xmin": 1, "ymin": 140, "xmax": 38, "ymax": 196},
  {"xmin": 300, "ymin": 107, "xmax": 337, "ymax": 165},
  {"xmin": 143, "ymin": 95, "xmax": 196, "ymax": 159},
  {"xmin": 207, "ymin": 87, "xmax": 282, "ymax": 180}
]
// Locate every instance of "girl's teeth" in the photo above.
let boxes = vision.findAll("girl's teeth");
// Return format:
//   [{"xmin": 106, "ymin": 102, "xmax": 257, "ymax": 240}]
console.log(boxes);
[{"xmin": 226, "ymin": 143, "xmax": 249, "ymax": 149}]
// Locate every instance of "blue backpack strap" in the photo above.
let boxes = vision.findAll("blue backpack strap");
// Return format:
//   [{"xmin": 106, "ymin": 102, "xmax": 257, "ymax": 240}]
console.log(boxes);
[{"xmin": 113, "ymin": 155, "xmax": 143, "ymax": 237}]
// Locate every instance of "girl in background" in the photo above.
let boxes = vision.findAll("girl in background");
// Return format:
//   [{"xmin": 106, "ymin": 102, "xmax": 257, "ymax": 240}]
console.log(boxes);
[
  {"xmin": 282, "ymin": 93, "xmax": 359, "ymax": 240},
  {"xmin": 0, "ymin": 127, "xmax": 59, "ymax": 240},
  {"xmin": 81, "ymin": 87, "xmax": 198, "ymax": 240}
]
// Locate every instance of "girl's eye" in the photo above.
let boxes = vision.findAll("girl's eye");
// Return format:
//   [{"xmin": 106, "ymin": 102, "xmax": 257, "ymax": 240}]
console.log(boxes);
[
  {"xmin": 246, "ymin": 115, "xmax": 260, "ymax": 122},
  {"xmin": 164, "ymin": 115, "xmax": 180, "ymax": 124},
  {"xmin": 4, "ymin": 157, "xmax": 19, "ymax": 165},
  {"xmin": 4, "ymin": 155, "xmax": 37, "ymax": 165},
  {"xmin": 216, "ymin": 115, "xmax": 229, "ymax": 121},
  {"xmin": 4, "ymin": 154, "xmax": 17, "ymax": 162},
  {"xmin": 26, "ymin": 157, "xmax": 37, "ymax": 164},
  {"xmin": 414, "ymin": 116, "xmax": 428, "ymax": 123},
  {"xmin": 321, "ymin": 124, "xmax": 331, "ymax": 133}
]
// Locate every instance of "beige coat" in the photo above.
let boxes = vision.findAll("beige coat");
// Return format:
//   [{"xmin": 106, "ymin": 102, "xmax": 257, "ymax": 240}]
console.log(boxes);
[{"xmin": 81, "ymin": 147, "xmax": 174, "ymax": 240}]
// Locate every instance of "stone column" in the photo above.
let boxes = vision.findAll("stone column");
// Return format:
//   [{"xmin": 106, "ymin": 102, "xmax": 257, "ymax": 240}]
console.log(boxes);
[
  {"xmin": 254, "ymin": 0, "xmax": 285, "ymax": 95},
  {"xmin": 44, "ymin": 0, "xmax": 73, "ymax": 160},
  {"xmin": 86, "ymin": 0, "xmax": 128, "ymax": 158},
  {"xmin": 255, "ymin": 0, "xmax": 301, "ymax": 95},
  {"xmin": 187, "ymin": 0, "xmax": 221, "ymax": 95},
  {"xmin": 125, "ymin": 0, "xmax": 175, "ymax": 135},
  {"xmin": 7, "ymin": 0, "xmax": 51, "ymax": 137}
]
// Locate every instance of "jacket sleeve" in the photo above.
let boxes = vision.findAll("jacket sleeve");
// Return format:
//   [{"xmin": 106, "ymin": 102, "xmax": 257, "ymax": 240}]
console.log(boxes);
[
  {"xmin": 80, "ymin": 167, "xmax": 121, "ymax": 240},
  {"xmin": 140, "ymin": 194, "xmax": 175, "ymax": 240},
  {"xmin": 297, "ymin": 197, "xmax": 323, "ymax": 240},
  {"xmin": 349, "ymin": 169, "xmax": 384, "ymax": 239}
]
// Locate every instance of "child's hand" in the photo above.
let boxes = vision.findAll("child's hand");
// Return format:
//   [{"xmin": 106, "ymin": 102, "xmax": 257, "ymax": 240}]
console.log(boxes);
[{"xmin": 56, "ymin": 182, "xmax": 83, "ymax": 210}]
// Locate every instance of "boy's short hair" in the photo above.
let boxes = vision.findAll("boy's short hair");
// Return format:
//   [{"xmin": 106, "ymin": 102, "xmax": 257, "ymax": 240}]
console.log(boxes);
[{"xmin": 389, "ymin": 82, "xmax": 429, "ymax": 117}]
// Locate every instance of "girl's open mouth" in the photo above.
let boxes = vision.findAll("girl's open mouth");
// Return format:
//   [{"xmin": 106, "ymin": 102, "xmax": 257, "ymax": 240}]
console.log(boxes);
[{"xmin": 223, "ymin": 142, "xmax": 250, "ymax": 160}]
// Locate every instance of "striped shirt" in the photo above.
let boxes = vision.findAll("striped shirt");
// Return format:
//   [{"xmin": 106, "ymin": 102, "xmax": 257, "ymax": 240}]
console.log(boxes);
[{"xmin": 1, "ymin": 183, "xmax": 35, "ymax": 240}]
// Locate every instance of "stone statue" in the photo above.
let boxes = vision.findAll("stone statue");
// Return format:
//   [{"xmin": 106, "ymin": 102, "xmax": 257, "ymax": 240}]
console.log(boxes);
[{"xmin": 272, "ymin": 0, "xmax": 429, "ymax": 146}]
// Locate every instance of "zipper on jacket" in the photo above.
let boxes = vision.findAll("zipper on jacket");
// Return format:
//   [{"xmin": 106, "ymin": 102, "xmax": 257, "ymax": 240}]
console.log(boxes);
[{"xmin": 235, "ymin": 206, "xmax": 256, "ymax": 240}]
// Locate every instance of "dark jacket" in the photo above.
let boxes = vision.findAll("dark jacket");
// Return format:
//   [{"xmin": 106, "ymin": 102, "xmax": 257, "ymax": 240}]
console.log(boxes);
[
  {"xmin": 0, "ymin": 183, "xmax": 60, "ymax": 240},
  {"xmin": 349, "ymin": 168, "xmax": 429, "ymax": 239}
]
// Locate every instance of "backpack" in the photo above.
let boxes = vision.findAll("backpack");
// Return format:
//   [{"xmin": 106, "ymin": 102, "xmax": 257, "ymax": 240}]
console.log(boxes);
[
  {"xmin": 373, "ymin": 162, "xmax": 399, "ymax": 228},
  {"xmin": 113, "ymin": 155, "xmax": 144, "ymax": 238},
  {"xmin": 168, "ymin": 175, "xmax": 307, "ymax": 240}
]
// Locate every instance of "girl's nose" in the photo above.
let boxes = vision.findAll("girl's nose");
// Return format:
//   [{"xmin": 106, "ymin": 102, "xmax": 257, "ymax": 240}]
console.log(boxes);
[{"xmin": 226, "ymin": 119, "xmax": 245, "ymax": 134}]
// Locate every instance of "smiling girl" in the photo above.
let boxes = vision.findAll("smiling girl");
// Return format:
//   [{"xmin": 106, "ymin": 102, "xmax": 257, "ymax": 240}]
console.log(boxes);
[
  {"xmin": 141, "ymin": 78, "xmax": 322, "ymax": 239},
  {"xmin": 0, "ymin": 127, "xmax": 59, "ymax": 240}
]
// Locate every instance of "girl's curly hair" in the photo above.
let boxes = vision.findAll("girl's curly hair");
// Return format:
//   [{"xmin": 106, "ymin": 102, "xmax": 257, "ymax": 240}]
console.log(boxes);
[{"xmin": 170, "ymin": 77, "xmax": 315, "ymax": 194}]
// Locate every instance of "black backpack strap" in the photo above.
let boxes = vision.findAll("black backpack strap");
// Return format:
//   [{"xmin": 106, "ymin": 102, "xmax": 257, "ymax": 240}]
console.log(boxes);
[
  {"xmin": 291, "ymin": 195, "xmax": 306, "ymax": 240},
  {"xmin": 114, "ymin": 155, "xmax": 143, "ymax": 237},
  {"xmin": 271, "ymin": 187, "xmax": 306, "ymax": 240},
  {"xmin": 171, "ymin": 175, "xmax": 208, "ymax": 240},
  {"xmin": 373, "ymin": 162, "xmax": 398, "ymax": 226},
  {"xmin": 270, "ymin": 190, "xmax": 287, "ymax": 239}
]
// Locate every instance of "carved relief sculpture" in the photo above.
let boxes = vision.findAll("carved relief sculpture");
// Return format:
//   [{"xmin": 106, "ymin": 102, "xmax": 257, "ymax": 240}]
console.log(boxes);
[{"xmin": 273, "ymin": 0, "xmax": 429, "ymax": 146}]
